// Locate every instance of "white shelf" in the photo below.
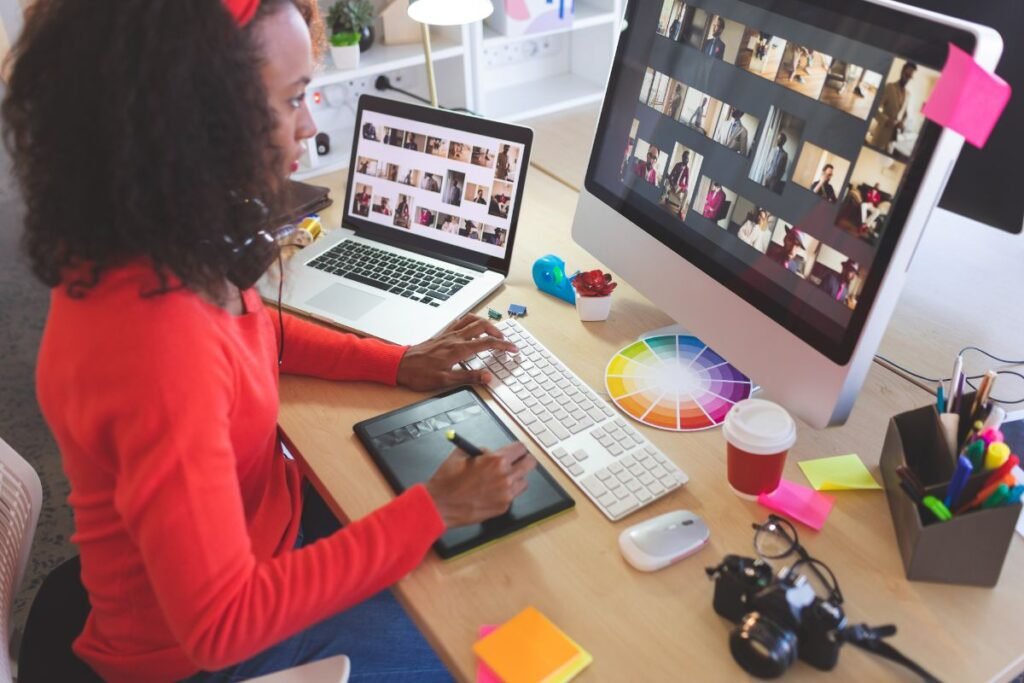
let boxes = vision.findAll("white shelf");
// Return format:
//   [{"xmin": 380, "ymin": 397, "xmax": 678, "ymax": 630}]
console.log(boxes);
[
  {"xmin": 311, "ymin": 33, "xmax": 463, "ymax": 87},
  {"xmin": 482, "ymin": 3, "xmax": 617, "ymax": 46},
  {"xmin": 484, "ymin": 73, "xmax": 606, "ymax": 121}
]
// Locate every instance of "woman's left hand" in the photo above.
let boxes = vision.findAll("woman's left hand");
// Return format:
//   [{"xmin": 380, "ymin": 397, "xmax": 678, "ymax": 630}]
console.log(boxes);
[{"xmin": 396, "ymin": 314, "xmax": 518, "ymax": 391}]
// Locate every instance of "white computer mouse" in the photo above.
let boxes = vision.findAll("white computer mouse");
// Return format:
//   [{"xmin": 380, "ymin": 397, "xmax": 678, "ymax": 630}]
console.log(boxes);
[{"xmin": 618, "ymin": 510, "xmax": 710, "ymax": 572}]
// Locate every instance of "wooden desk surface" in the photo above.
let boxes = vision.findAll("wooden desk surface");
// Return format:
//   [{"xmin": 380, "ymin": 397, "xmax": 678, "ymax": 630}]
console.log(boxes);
[{"xmin": 286, "ymin": 166, "xmax": 1024, "ymax": 682}]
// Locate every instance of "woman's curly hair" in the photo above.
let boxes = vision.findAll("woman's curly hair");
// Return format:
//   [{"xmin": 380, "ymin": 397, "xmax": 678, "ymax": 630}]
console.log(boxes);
[{"xmin": 2, "ymin": 0, "xmax": 321, "ymax": 300}]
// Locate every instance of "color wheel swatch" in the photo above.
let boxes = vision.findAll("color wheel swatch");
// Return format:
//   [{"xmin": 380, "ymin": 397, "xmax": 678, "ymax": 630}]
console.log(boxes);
[{"xmin": 605, "ymin": 335, "xmax": 752, "ymax": 431}]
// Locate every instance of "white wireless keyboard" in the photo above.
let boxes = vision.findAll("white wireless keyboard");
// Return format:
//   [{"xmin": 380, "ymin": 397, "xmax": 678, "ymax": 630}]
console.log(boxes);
[{"xmin": 464, "ymin": 319, "xmax": 688, "ymax": 521}]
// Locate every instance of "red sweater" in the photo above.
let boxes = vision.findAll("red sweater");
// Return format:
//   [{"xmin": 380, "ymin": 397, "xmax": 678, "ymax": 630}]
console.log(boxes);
[{"xmin": 36, "ymin": 264, "xmax": 445, "ymax": 682}]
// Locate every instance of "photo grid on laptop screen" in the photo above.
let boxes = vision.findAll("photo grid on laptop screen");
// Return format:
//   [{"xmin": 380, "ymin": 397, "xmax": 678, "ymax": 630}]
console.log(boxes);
[{"xmin": 350, "ymin": 111, "xmax": 526, "ymax": 260}]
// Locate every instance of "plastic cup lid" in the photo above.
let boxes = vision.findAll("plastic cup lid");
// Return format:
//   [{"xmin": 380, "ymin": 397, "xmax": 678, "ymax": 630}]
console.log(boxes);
[{"xmin": 723, "ymin": 399, "xmax": 797, "ymax": 456}]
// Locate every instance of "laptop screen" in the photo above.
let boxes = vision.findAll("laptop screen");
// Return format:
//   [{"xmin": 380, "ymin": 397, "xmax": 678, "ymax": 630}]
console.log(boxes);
[
  {"xmin": 349, "ymin": 109, "xmax": 526, "ymax": 261},
  {"xmin": 583, "ymin": 0, "xmax": 975, "ymax": 363}
]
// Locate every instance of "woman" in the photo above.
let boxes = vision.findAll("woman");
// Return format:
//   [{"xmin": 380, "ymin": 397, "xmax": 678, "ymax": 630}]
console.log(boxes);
[
  {"xmin": 737, "ymin": 208, "xmax": 772, "ymax": 253},
  {"xmin": 3, "ymin": 1, "xmax": 535, "ymax": 681}
]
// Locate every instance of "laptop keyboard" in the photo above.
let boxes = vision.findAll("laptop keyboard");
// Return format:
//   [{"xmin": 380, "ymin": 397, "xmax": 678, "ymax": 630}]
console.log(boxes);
[{"xmin": 307, "ymin": 241, "xmax": 475, "ymax": 307}]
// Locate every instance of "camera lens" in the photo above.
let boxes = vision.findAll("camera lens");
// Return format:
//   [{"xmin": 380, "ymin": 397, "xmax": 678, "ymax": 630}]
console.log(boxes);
[{"xmin": 729, "ymin": 612, "xmax": 798, "ymax": 679}]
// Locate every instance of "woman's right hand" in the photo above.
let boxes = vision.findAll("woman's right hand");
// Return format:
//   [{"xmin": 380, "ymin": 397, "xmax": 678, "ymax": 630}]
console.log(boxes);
[{"xmin": 424, "ymin": 442, "xmax": 537, "ymax": 528}]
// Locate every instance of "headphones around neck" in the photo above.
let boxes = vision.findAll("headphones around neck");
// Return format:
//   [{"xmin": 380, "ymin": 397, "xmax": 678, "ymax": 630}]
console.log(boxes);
[{"xmin": 222, "ymin": 196, "xmax": 279, "ymax": 290}]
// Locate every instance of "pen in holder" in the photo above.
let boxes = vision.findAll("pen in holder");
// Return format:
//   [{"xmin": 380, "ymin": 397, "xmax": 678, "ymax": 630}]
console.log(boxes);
[{"xmin": 879, "ymin": 394, "xmax": 1021, "ymax": 587}]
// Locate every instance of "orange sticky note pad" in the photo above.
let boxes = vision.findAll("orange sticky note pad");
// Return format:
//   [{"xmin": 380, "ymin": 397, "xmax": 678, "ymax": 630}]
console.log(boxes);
[{"xmin": 473, "ymin": 606, "xmax": 590, "ymax": 683}]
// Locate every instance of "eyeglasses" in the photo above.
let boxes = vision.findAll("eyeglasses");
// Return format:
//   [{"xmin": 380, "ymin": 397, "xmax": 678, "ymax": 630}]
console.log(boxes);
[{"xmin": 751, "ymin": 515, "xmax": 844, "ymax": 605}]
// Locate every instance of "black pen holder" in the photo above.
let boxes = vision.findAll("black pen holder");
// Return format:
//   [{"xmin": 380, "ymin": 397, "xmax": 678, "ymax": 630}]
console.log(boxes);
[{"xmin": 879, "ymin": 395, "xmax": 1021, "ymax": 587}]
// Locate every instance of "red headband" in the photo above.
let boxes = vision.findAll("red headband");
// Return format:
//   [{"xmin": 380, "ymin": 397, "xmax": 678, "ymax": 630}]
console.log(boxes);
[{"xmin": 224, "ymin": 0, "xmax": 259, "ymax": 26}]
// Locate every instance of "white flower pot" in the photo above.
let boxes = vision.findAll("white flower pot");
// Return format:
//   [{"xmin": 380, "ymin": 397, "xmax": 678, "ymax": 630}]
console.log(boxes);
[
  {"xmin": 576, "ymin": 294, "xmax": 612, "ymax": 322},
  {"xmin": 330, "ymin": 45, "xmax": 360, "ymax": 70}
]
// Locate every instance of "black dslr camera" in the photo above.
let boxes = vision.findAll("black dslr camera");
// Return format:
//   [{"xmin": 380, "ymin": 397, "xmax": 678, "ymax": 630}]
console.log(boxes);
[{"xmin": 706, "ymin": 555, "xmax": 915, "ymax": 679}]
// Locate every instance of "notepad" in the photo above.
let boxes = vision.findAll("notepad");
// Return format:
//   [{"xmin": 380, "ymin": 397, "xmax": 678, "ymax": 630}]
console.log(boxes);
[
  {"xmin": 758, "ymin": 479, "xmax": 835, "ymax": 531},
  {"xmin": 473, "ymin": 606, "xmax": 592, "ymax": 683},
  {"xmin": 798, "ymin": 454, "xmax": 881, "ymax": 491}
]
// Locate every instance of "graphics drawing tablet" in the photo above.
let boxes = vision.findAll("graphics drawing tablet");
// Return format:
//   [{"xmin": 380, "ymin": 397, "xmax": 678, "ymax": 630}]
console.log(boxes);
[{"xmin": 353, "ymin": 386, "xmax": 575, "ymax": 559}]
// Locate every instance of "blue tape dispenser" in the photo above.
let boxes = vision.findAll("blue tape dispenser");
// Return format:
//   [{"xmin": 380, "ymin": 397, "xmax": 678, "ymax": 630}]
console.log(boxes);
[{"xmin": 532, "ymin": 254, "xmax": 578, "ymax": 304}]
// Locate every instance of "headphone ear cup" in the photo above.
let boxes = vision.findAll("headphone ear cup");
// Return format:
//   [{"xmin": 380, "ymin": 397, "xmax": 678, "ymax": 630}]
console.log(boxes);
[{"xmin": 226, "ymin": 230, "xmax": 278, "ymax": 290}]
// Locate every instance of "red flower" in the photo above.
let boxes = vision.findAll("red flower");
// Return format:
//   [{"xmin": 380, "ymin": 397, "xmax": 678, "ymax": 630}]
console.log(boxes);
[{"xmin": 572, "ymin": 269, "xmax": 617, "ymax": 297}]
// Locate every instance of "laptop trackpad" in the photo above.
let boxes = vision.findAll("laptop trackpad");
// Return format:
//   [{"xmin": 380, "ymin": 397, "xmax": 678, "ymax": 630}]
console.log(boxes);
[{"xmin": 306, "ymin": 284, "xmax": 384, "ymax": 321}]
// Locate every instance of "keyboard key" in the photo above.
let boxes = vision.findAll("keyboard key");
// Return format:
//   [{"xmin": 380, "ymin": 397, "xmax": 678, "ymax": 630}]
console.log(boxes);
[
  {"xmin": 568, "ymin": 463, "xmax": 584, "ymax": 477},
  {"xmin": 587, "ymin": 407, "xmax": 607, "ymax": 423},
  {"xmin": 568, "ymin": 420, "xmax": 589, "ymax": 435},
  {"xmin": 607, "ymin": 443, "xmax": 623, "ymax": 457},
  {"xmin": 536, "ymin": 430, "xmax": 558, "ymax": 448},
  {"xmin": 489, "ymin": 383, "xmax": 525, "ymax": 414},
  {"xmin": 581, "ymin": 475, "xmax": 606, "ymax": 497},
  {"xmin": 606, "ymin": 495, "xmax": 639, "ymax": 519},
  {"xmin": 597, "ymin": 491, "xmax": 617, "ymax": 508},
  {"xmin": 543, "ymin": 421, "xmax": 570, "ymax": 441},
  {"xmin": 343, "ymin": 272, "xmax": 390, "ymax": 291}
]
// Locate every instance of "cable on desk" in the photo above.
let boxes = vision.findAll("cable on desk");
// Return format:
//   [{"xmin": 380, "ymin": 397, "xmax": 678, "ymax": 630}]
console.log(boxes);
[{"xmin": 874, "ymin": 347, "xmax": 1024, "ymax": 405}]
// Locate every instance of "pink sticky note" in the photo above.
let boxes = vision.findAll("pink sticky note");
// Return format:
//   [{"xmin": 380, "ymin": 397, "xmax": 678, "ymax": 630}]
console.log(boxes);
[
  {"xmin": 477, "ymin": 626, "xmax": 500, "ymax": 683},
  {"xmin": 922, "ymin": 43, "xmax": 1011, "ymax": 148},
  {"xmin": 757, "ymin": 479, "xmax": 835, "ymax": 531}
]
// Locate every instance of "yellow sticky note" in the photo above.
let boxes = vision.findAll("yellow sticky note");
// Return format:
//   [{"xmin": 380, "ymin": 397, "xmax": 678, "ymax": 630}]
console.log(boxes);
[{"xmin": 798, "ymin": 454, "xmax": 881, "ymax": 491}]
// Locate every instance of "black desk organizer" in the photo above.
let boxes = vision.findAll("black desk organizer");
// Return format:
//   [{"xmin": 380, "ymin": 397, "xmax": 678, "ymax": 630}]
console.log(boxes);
[{"xmin": 879, "ymin": 393, "xmax": 1021, "ymax": 587}]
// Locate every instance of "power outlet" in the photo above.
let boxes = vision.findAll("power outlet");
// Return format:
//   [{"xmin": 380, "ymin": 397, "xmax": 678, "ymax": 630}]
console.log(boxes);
[{"xmin": 482, "ymin": 38, "xmax": 560, "ymax": 67}]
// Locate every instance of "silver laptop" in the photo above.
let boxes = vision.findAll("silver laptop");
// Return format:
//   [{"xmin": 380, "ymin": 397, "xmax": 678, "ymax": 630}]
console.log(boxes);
[{"xmin": 260, "ymin": 95, "xmax": 533, "ymax": 346}]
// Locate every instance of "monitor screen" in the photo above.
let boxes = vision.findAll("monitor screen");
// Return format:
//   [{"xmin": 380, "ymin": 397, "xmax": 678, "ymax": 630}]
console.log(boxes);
[
  {"xmin": 348, "ymin": 110, "xmax": 526, "ymax": 260},
  {"xmin": 585, "ymin": 0, "xmax": 974, "ymax": 364}
]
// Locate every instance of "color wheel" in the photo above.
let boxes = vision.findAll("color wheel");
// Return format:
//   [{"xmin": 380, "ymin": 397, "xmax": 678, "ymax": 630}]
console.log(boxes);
[{"xmin": 605, "ymin": 335, "xmax": 752, "ymax": 431}]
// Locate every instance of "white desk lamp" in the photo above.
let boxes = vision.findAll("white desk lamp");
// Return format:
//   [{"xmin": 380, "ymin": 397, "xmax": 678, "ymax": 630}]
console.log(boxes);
[{"xmin": 407, "ymin": 0, "xmax": 494, "ymax": 107}]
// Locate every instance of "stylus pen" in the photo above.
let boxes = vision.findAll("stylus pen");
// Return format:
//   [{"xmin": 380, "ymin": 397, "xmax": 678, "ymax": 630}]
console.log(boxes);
[{"xmin": 446, "ymin": 430, "xmax": 483, "ymax": 457}]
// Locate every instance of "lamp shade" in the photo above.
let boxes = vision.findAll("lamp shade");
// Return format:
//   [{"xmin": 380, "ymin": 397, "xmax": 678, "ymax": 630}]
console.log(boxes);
[{"xmin": 407, "ymin": 0, "xmax": 494, "ymax": 25}]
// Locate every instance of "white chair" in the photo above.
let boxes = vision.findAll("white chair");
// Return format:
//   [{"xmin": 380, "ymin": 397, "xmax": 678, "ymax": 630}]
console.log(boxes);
[
  {"xmin": 0, "ymin": 436, "xmax": 43, "ymax": 683},
  {"xmin": 246, "ymin": 655, "xmax": 351, "ymax": 683}
]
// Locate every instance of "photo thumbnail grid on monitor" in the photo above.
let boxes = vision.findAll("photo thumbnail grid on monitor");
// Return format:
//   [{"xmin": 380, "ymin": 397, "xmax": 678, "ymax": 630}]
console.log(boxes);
[{"xmin": 619, "ymin": 0, "xmax": 943, "ymax": 342}]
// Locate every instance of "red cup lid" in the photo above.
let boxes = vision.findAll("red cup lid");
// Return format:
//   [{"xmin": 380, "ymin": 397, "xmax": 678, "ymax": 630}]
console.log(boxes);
[{"xmin": 723, "ymin": 399, "xmax": 797, "ymax": 456}]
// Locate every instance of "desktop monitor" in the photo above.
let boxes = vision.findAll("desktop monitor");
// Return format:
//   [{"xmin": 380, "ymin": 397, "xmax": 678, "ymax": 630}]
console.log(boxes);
[{"xmin": 572, "ymin": 0, "xmax": 1002, "ymax": 428}]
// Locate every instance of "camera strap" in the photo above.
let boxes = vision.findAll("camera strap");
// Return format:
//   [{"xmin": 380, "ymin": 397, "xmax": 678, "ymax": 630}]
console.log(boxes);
[{"xmin": 841, "ymin": 624, "xmax": 941, "ymax": 683}]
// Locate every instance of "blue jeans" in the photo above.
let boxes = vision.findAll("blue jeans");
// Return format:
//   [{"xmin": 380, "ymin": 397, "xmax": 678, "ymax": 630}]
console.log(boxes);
[{"xmin": 183, "ymin": 485, "xmax": 453, "ymax": 682}]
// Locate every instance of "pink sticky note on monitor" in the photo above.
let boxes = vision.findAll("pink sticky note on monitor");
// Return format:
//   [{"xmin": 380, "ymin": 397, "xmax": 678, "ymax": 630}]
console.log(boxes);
[
  {"xmin": 922, "ymin": 43, "xmax": 1011, "ymax": 148},
  {"xmin": 757, "ymin": 479, "xmax": 835, "ymax": 531},
  {"xmin": 477, "ymin": 625, "xmax": 500, "ymax": 683}
]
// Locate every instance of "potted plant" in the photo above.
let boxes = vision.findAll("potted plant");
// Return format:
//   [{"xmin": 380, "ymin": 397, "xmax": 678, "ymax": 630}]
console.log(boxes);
[
  {"xmin": 572, "ymin": 269, "xmax": 617, "ymax": 321},
  {"xmin": 326, "ymin": 0, "xmax": 376, "ymax": 53},
  {"xmin": 329, "ymin": 31, "xmax": 361, "ymax": 69}
]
